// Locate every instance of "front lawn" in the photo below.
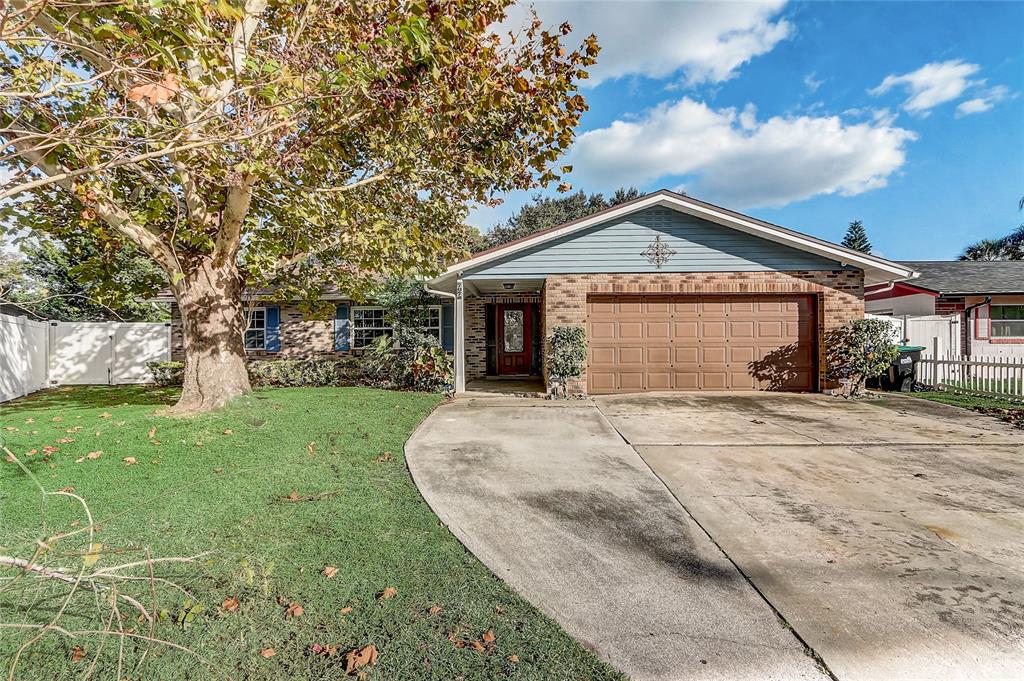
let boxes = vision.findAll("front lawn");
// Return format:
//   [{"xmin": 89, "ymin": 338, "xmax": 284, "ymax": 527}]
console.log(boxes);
[{"xmin": 1, "ymin": 386, "xmax": 621, "ymax": 680}]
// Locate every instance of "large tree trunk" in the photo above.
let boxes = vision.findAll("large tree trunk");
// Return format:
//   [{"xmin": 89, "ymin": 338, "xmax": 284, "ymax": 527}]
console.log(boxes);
[{"xmin": 169, "ymin": 255, "xmax": 251, "ymax": 413}]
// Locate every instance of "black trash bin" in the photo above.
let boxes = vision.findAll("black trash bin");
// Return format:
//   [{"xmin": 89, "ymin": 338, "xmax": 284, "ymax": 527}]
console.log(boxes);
[{"xmin": 880, "ymin": 345, "xmax": 925, "ymax": 392}]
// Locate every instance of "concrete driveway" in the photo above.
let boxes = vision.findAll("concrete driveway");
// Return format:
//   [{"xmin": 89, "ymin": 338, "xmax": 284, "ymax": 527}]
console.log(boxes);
[
  {"xmin": 406, "ymin": 396, "xmax": 826, "ymax": 681},
  {"xmin": 406, "ymin": 392, "xmax": 1024, "ymax": 681},
  {"xmin": 599, "ymin": 392, "xmax": 1024, "ymax": 681}
]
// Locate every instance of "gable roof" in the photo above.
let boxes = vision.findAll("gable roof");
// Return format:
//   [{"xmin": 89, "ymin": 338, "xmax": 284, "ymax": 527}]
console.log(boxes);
[
  {"xmin": 430, "ymin": 190, "xmax": 917, "ymax": 288},
  {"xmin": 898, "ymin": 260, "xmax": 1024, "ymax": 296}
]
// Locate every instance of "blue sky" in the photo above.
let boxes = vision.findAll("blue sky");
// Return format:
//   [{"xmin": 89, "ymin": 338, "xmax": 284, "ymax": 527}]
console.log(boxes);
[{"xmin": 472, "ymin": 0, "xmax": 1024, "ymax": 260}]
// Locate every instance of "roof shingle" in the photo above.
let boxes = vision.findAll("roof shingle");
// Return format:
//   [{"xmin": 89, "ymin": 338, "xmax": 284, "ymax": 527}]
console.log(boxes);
[{"xmin": 901, "ymin": 260, "xmax": 1024, "ymax": 295}]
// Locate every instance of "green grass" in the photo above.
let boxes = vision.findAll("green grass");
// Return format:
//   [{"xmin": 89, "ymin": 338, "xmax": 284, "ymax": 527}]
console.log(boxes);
[
  {"xmin": 1, "ymin": 386, "xmax": 622, "ymax": 680},
  {"xmin": 911, "ymin": 390, "xmax": 1023, "ymax": 412}
]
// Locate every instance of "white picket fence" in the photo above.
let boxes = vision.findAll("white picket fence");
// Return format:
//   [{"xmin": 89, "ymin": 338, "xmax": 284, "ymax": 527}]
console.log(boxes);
[
  {"xmin": 866, "ymin": 313, "xmax": 961, "ymax": 356},
  {"xmin": 918, "ymin": 343, "xmax": 1024, "ymax": 402},
  {"xmin": 0, "ymin": 313, "xmax": 170, "ymax": 403}
]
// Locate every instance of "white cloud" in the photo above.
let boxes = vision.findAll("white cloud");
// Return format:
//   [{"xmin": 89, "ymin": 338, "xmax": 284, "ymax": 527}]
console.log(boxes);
[
  {"xmin": 955, "ymin": 85, "xmax": 1011, "ymax": 118},
  {"xmin": 502, "ymin": 0, "xmax": 791, "ymax": 86},
  {"xmin": 569, "ymin": 97, "xmax": 917, "ymax": 208},
  {"xmin": 869, "ymin": 59, "xmax": 981, "ymax": 114},
  {"xmin": 803, "ymin": 72, "xmax": 824, "ymax": 92}
]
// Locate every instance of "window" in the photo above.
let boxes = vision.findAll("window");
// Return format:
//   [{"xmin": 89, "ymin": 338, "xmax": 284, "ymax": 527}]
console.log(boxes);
[
  {"xmin": 350, "ymin": 306, "xmax": 442, "ymax": 349},
  {"xmin": 352, "ymin": 307, "xmax": 391, "ymax": 349},
  {"xmin": 423, "ymin": 306, "xmax": 441, "ymax": 342},
  {"xmin": 991, "ymin": 305, "xmax": 1024, "ymax": 338},
  {"xmin": 244, "ymin": 308, "xmax": 266, "ymax": 350}
]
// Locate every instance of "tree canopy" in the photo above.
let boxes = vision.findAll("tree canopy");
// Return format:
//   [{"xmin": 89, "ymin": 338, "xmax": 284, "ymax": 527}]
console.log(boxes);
[
  {"xmin": 0, "ymin": 237, "xmax": 167, "ymax": 321},
  {"xmin": 840, "ymin": 220, "xmax": 872, "ymax": 254},
  {"xmin": 485, "ymin": 187, "xmax": 641, "ymax": 249},
  {"xmin": 0, "ymin": 0, "xmax": 599, "ymax": 410},
  {"xmin": 959, "ymin": 226, "xmax": 1024, "ymax": 261}
]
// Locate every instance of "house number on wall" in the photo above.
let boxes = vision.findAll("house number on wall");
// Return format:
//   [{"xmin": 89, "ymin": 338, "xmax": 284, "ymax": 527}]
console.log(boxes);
[{"xmin": 641, "ymin": 235, "xmax": 676, "ymax": 269}]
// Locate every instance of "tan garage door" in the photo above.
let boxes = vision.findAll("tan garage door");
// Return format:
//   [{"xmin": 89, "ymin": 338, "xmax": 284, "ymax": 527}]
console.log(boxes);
[{"xmin": 587, "ymin": 295, "xmax": 816, "ymax": 394}]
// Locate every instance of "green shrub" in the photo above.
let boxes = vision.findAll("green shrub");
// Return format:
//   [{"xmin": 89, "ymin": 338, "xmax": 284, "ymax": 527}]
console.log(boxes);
[
  {"xmin": 147, "ymin": 361, "xmax": 185, "ymax": 386},
  {"xmin": 547, "ymin": 326, "xmax": 586, "ymax": 398},
  {"xmin": 247, "ymin": 358, "xmax": 370, "ymax": 388},
  {"xmin": 826, "ymin": 318, "xmax": 900, "ymax": 396},
  {"xmin": 368, "ymin": 328, "xmax": 453, "ymax": 393}
]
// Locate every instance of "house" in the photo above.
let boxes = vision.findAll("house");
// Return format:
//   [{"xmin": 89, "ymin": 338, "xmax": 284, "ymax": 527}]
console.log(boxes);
[
  {"xmin": 165, "ymin": 288, "xmax": 455, "ymax": 361},
  {"xmin": 163, "ymin": 190, "xmax": 916, "ymax": 394},
  {"xmin": 865, "ymin": 260, "xmax": 1024, "ymax": 357},
  {"xmin": 427, "ymin": 190, "xmax": 914, "ymax": 394}
]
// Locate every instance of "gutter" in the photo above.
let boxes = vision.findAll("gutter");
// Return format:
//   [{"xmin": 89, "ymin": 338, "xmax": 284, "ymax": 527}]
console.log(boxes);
[{"xmin": 962, "ymin": 296, "xmax": 992, "ymax": 357}]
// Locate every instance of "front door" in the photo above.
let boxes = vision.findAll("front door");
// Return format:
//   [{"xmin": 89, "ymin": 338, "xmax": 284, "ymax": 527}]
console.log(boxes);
[{"xmin": 496, "ymin": 304, "xmax": 532, "ymax": 375}]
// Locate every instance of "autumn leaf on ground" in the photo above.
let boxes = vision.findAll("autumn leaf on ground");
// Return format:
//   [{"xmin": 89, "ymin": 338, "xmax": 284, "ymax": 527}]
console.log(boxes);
[
  {"xmin": 3, "ymin": 426, "xmax": 17, "ymax": 432},
  {"xmin": 482, "ymin": 630, "xmax": 496, "ymax": 644},
  {"xmin": 469, "ymin": 640, "xmax": 485, "ymax": 653},
  {"xmin": 66, "ymin": 426, "xmax": 81, "ymax": 433},
  {"xmin": 148, "ymin": 425, "xmax": 157, "ymax": 439},
  {"xmin": 222, "ymin": 597, "xmax": 239, "ymax": 613},
  {"xmin": 55, "ymin": 438, "xmax": 75, "ymax": 444},
  {"xmin": 306, "ymin": 442, "xmax": 316, "ymax": 456},
  {"xmin": 428, "ymin": 605, "xmax": 442, "ymax": 615},
  {"xmin": 123, "ymin": 457, "xmax": 138, "ymax": 465},
  {"xmin": 25, "ymin": 449, "xmax": 37, "ymax": 456},
  {"xmin": 284, "ymin": 601, "xmax": 304, "ymax": 618},
  {"xmin": 70, "ymin": 646, "xmax": 85, "ymax": 663},
  {"xmin": 378, "ymin": 586, "xmax": 397, "ymax": 600},
  {"xmin": 372, "ymin": 451, "xmax": 392, "ymax": 463},
  {"xmin": 24, "ymin": 418, "xmax": 33, "ymax": 424},
  {"xmin": 52, "ymin": 417, "xmax": 62, "ymax": 422},
  {"xmin": 285, "ymin": 490, "xmax": 300, "ymax": 502},
  {"xmin": 343, "ymin": 645, "xmax": 378, "ymax": 674},
  {"xmin": 322, "ymin": 566, "xmax": 338, "ymax": 578},
  {"xmin": 4, "ymin": 452, "xmax": 15, "ymax": 463},
  {"xmin": 75, "ymin": 451, "xmax": 102, "ymax": 463},
  {"xmin": 83, "ymin": 542, "xmax": 103, "ymax": 567},
  {"xmin": 340, "ymin": 606, "xmax": 353, "ymax": 615},
  {"xmin": 57, "ymin": 486, "xmax": 75, "ymax": 493},
  {"xmin": 260, "ymin": 647, "xmax": 275, "ymax": 658},
  {"xmin": 99, "ymin": 412, "xmax": 111, "ymax": 418},
  {"xmin": 222, "ymin": 428, "xmax": 233, "ymax": 435},
  {"xmin": 508, "ymin": 654, "xmax": 519, "ymax": 663},
  {"xmin": 43, "ymin": 445, "xmax": 59, "ymax": 454}
]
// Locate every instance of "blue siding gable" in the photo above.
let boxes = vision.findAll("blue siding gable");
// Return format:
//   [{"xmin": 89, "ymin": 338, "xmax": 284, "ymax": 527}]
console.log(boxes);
[{"xmin": 465, "ymin": 206, "xmax": 848, "ymax": 278}]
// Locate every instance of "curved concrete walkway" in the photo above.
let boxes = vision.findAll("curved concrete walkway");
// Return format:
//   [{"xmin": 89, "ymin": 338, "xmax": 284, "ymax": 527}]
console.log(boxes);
[{"xmin": 406, "ymin": 396, "xmax": 825, "ymax": 681}]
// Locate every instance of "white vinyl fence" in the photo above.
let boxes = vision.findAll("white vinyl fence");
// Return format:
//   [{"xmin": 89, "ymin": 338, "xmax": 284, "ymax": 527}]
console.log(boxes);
[
  {"xmin": 919, "ymin": 339, "xmax": 1024, "ymax": 402},
  {"xmin": 0, "ymin": 313, "xmax": 170, "ymax": 403},
  {"xmin": 867, "ymin": 314, "xmax": 961, "ymax": 356}
]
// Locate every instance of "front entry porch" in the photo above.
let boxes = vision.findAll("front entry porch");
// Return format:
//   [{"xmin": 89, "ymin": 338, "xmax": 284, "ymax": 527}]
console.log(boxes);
[
  {"xmin": 452, "ymin": 277, "xmax": 546, "ymax": 392},
  {"xmin": 465, "ymin": 376, "xmax": 546, "ymax": 396}
]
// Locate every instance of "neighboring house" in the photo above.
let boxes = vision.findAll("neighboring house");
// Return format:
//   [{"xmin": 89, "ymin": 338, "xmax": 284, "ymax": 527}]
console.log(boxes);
[
  {"xmin": 427, "ymin": 190, "xmax": 914, "ymax": 395},
  {"xmin": 865, "ymin": 260, "xmax": 1024, "ymax": 358},
  {"xmin": 160, "ymin": 190, "xmax": 916, "ymax": 395}
]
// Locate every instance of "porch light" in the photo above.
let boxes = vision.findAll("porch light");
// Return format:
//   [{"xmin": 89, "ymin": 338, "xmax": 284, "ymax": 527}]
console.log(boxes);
[{"xmin": 502, "ymin": 282, "xmax": 515, "ymax": 290}]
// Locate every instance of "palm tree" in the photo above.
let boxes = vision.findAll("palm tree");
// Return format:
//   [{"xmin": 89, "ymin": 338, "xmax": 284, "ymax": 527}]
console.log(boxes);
[{"xmin": 959, "ymin": 238, "xmax": 1014, "ymax": 261}]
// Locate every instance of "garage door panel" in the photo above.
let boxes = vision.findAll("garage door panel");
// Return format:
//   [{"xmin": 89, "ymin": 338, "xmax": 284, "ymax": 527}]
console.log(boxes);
[
  {"xmin": 647, "ymin": 346, "xmax": 671, "ymax": 365},
  {"xmin": 587, "ymin": 294, "xmax": 815, "ymax": 394},
  {"xmin": 647, "ymin": 321, "xmax": 671, "ymax": 339},
  {"xmin": 701, "ymin": 372, "xmax": 729, "ymax": 390}
]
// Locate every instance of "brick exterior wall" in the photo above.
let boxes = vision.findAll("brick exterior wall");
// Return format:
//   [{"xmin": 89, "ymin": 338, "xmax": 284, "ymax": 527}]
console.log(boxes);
[
  {"xmin": 170, "ymin": 302, "xmax": 345, "ymax": 362},
  {"xmin": 464, "ymin": 292, "xmax": 541, "ymax": 380},
  {"xmin": 541, "ymin": 270, "xmax": 864, "ymax": 395}
]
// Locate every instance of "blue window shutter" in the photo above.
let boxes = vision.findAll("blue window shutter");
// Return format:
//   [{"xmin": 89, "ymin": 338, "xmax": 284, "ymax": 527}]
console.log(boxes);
[
  {"xmin": 334, "ymin": 303, "xmax": 350, "ymax": 351},
  {"xmin": 265, "ymin": 306, "xmax": 281, "ymax": 352},
  {"xmin": 441, "ymin": 301, "xmax": 454, "ymax": 352}
]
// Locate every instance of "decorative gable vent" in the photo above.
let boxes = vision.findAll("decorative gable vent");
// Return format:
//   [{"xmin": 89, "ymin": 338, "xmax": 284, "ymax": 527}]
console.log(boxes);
[{"xmin": 641, "ymin": 235, "xmax": 676, "ymax": 269}]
